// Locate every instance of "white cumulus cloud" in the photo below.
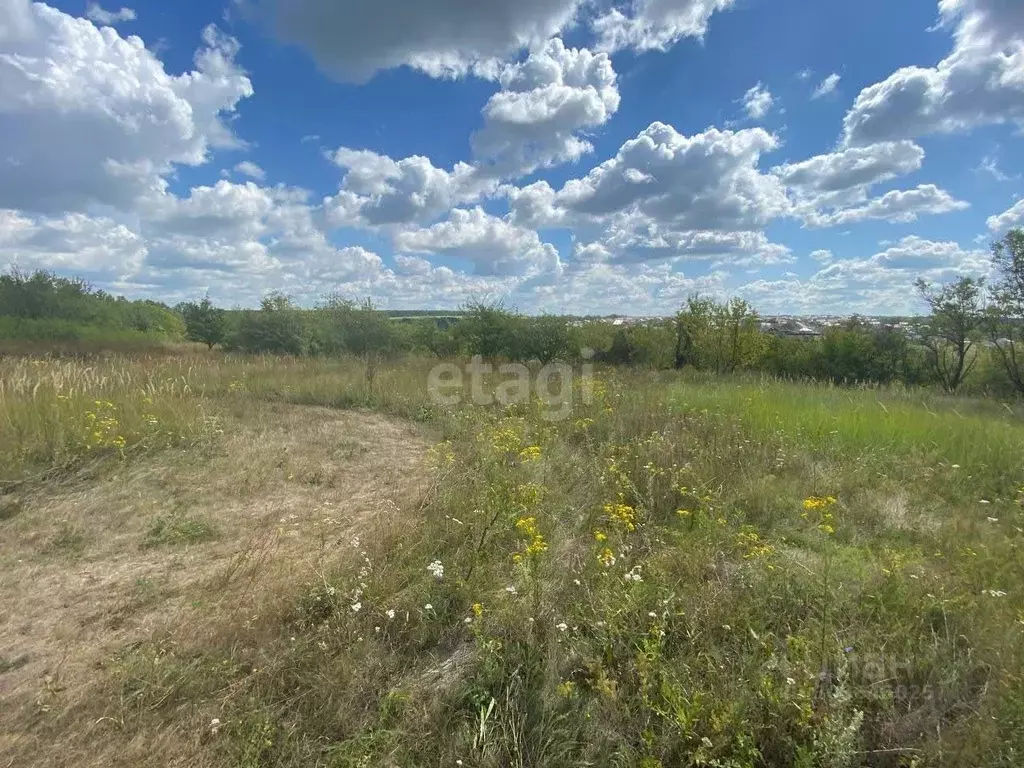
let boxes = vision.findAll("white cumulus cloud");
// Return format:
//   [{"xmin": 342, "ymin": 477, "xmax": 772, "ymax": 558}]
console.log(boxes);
[
  {"xmin": 84, "ymin": 3, "xmax": 135, "ymax": 25},
  {"xmin": 394, "ymin": 207, "xmax": 561, "ymax": 277},
  {"xmin": 593, "ymin": 0, "xmax": 737, "ymax": 54},
  {"xmin": 234, "ymin": 161, "xmax": 266, "ymax": 181},
  {"xmin": 987, "ymin": 198, "xmax": 1024, "ymax": 231},
  {"xmin": 556, "ymin": 122, "xmax": 789, "ymax": 233},
  {"xmin": 843, "ymin": 0, "xmax": 1024, "ymax": 145},
  {"xmin": 251, "ymin": 0, "xmax": 583, "ymax": 82},
  {"xmin": 802, "ymin": 184, "xmax": 969, "ymax": 228},
  {"xmin": 811, "ymin": 72, "xmax": 840, "ymax": 99},
  {"xmin": 0, "ymin": 6, "xmax": 252, "ymax": 214},
  {"xmin": 742, "ymin": 82, "xmax": 774, "ymax": 119},
  {"xmin": 324, "ymin": 149, "xmax": 496, "ymax": 227},
  {"xmin": 472, "ymin": 39, "xmax": 620, "ymax": 179}
]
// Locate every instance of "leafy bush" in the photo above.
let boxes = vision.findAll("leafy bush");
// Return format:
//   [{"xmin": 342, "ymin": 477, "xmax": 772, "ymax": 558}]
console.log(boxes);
[
  {"xmin": 227, "ymin": 294, "xmax": 307, "ymax": 355},
  {"xmin": 0, "ymin": 269, "xmax": 184, "ymax": 342}
]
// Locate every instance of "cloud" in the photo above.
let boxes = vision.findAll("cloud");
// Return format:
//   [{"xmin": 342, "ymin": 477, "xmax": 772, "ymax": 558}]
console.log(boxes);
[
  {"xmin": 518, "ymin": 256, "xmax": 732, "ymax": 315},
  {"xmin": 143, "ymin": 180, "xmax": 277, "ymax": 240},
  {"xmin": 251, "ymin": 0, "xmax": 583, "ymax": 82},
  {"xmin": 234, "ymin": 161, "xmax": 266, "ymax": 181},
  {"xmin": 0, "ymin": 0, "xmax": 34, "ymax": 42},
  {"xmin": 394, "ymin": 206, "xmax": 561, "ymax": 277},
  {"xmin": 555, "ymin": 122, "xmax": 788, "ymax": 233},
  {"xmin": 742, "ymin": 82, "xmax": 774, "ymax": 119},
  {"xmin": 590, "ymin": 212, "xmax": 793, "ymax": 264},
  {"xmin": 977, "ymin": 153, "xmax": 1017, "ymax": 181},
  {"xmin": 0, "ymin": 209, "xmax": 146, "ymax": 278},
  {"xmin": 802, "ymin": 184, "xmax": 969, "ymax": 227},
  {"xmin": 502, "ymin": 121, "xmax": 791, "ymax": 266},
  {"xmin": 810, "ymin": 249, "xmax": 834, "ymax": 262},
  {"xmin": 938, "ymin": 0, "xmax": 1024, "ymax": 51},
  {"xmin": 506, "ymin": 180, "xmax": 565, "ymax": 229},
  {"xmin": 324, "ymin": 149, "xmax": 496, "ymax": 227},
  {"xmin": 84, "ymin": 3, "xmax": 136, "ymax": 24},
  {"xmin": 737, "ymin": 236, "xmax": 991, "ymax": 314},
  {"xmin": 0, "ymin": 7, "xmax": 252, "ymax": 214},
  {"xmin": 471, "ymin": 39, "xmax": 620, "ymax": 178},
  {"xmin": 842, "ymin": 0, "xmax": 1024, "ymax": 145},
  {"xmin": 811, "ymin": 72, "xmax": 840, "ymax": 99},
  {"xmin": 774, "ymin": 141, "xmax": 925, "ymax": 198},
  {"xmin": 987, "ymin": 198, "xmax": 1024, "ymax": 231},
  {"xmin": 773, "ymin": 141, "xmax": 940, "ymax": 222},
  {"xmin": 593, "ymin": 0, "xmax": 737, "ymax": 54}
]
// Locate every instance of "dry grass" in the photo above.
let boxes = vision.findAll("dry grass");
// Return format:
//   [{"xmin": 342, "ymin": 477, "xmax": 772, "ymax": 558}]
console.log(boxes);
[
  {"xmin": 2, "ymin": 354, "xmax": 1024, "ymax": 767},
  {"xmin": 0, "ymin": 400, "xmax": 433, "ymax": 766}
]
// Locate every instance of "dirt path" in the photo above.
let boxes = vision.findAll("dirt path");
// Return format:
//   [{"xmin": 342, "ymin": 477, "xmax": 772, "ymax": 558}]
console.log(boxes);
[{"xmin": 0, "ymin": 403, "xmax": 433, "ymax": 756}]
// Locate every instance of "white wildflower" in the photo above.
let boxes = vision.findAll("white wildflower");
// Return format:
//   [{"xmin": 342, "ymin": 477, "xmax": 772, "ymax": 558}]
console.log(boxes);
[
  {"xmin": 556, "ymin": 621, "xmax": 568, "ymax": 632},
  {"xmin": 210, "ymin": 718, "xmax": 221, "ymax": 735},
  {"xmin": 351, "ymin": 602, "xmax": 362, "ymax": 613},
  {"xmin": 427, "ymin": 560, "xmax": 445, "ymax": 580},
  {"xmin": 505, "ymin": 586, "xmax": 517, "ymax": 595},
  {"xmin": 624, "ymin": 565, "xmax": 643, "ymax": 583},
  {"xmin": 385, "ymin": 609, "xmax": 396, "ymax": 620},
  {"xmin": 424, "ymin": 603, "xmax": 433, "ymax": 611}
]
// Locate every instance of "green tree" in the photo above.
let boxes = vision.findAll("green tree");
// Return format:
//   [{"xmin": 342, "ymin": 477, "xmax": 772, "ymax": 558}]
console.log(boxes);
[
  {"xmin": 674, "ymin": 297, "xmax": 765, "ymax": 373},
  {"xmin": 229, "ymin": 293, "xmax": 306, "ymax": 355},
  {"xmin": 454, "ymin": 301, "xmax": 521, "ymax": 360},
  {"xmin": 915, "ymin": 276, "xmax": 984, "ymax": 394},
  {"xmin": 310, "ymin": 296, "xmax": 401, "ymax": 358},
  {"xmin": 519, "ymin": 314, "xmax": 576, "ymax": 363},
  {"xmin": 179, "ymin": 295, "xmax": 226, "ymax": 349},
  {"xmin": 988, "ymin": 228, "xmax": 1024, "ymax": 395}
]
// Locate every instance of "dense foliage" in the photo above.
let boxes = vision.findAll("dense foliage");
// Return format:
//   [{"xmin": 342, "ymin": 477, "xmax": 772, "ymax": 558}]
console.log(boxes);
[
  {"xmin": 6, "ymin": 230, "xmax": 1024, "ymax": 398},
  {"xmin": 0, "ymin": 270, "xmax": 184, "ymax": 342}
]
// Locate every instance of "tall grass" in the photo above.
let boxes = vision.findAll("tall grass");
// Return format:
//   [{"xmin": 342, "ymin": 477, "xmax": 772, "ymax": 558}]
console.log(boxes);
[{"xmin": 6, "ymin": 354, "xmax": 1024, "ymax": 766}]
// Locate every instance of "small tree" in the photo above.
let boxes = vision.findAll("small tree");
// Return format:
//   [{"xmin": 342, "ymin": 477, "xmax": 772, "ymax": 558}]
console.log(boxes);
[
  {"xmin": 230, "ymin": 293, "xmax": 305, "ymax": 355},
  {"xmin": 180, "ymin": 295, "xmax": 226, "ymax": 349},
  {"xmin": 674, "ymin": 297, "xmax": 713, "ymax": 370},
  {"xmin": 988, "ymin": 228, "xmax": 1024, "ymax": 395},
  {"xmin": 915, "ymin": 276, "xmax": 984, "ymax": 394},
  {"xmin": 674, "ymin": 297, "xmax": 765, "ymax": 373}
]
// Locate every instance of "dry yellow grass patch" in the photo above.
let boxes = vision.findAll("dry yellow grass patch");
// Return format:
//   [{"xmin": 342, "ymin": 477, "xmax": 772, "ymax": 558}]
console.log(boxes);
[{"xmin": 0, "ymin": 401, "xmax": 433, "ymax": 764}]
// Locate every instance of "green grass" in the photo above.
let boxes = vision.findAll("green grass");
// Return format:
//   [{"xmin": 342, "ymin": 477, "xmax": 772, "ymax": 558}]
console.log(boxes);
[
  {"xmin": 142, "ymin": 513, "xmax": 219, "ymax": 549},
  {"xmin": 4, "ymin": 355, "xmax": 1024, "ymax": 767}
]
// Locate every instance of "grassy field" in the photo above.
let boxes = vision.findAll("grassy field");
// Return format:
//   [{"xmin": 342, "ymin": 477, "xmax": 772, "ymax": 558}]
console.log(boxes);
[{"xmin": 2, "ymin": 352, "xmax": 1023, "ymax": 767}]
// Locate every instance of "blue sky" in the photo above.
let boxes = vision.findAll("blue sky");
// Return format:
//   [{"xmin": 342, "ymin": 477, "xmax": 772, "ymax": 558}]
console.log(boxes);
[{"xmin": 1, "ymin": 0, "xmax": 1022, "ymax": 314}]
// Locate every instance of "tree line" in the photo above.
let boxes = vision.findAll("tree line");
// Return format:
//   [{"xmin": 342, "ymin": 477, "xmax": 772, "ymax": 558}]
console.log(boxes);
[
  {"xmin": 4, "ymin": 230, "xmax": 1024, "ymax": 397},
  {"xmin": 0, "ymin": 269, "xmax": 183, "ymax": 342}
]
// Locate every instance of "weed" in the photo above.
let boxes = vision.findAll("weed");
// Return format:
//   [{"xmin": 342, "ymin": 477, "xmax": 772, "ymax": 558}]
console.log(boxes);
[{"xmin": 142, "ymin": 514, "xmax": 219, "ymax": 549}]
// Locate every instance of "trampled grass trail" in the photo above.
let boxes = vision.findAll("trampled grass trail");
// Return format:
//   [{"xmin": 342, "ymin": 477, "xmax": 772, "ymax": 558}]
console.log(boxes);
[{"xmin": 2, "ymin": 354, "xmax": 1023, "ymax": 767}]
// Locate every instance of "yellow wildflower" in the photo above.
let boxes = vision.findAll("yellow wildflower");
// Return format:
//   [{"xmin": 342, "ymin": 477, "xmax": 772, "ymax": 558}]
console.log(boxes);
[
  {"xmin": 603, "ymin": 500, "xmax": 636, "ymax": 532},
  {"xmin": 513, "ymin": 516, "xmax": 548, "ymax": 561},
  {"xmin": 519, "ymin": 445, "xmax": 542, "ymax": 462}
]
